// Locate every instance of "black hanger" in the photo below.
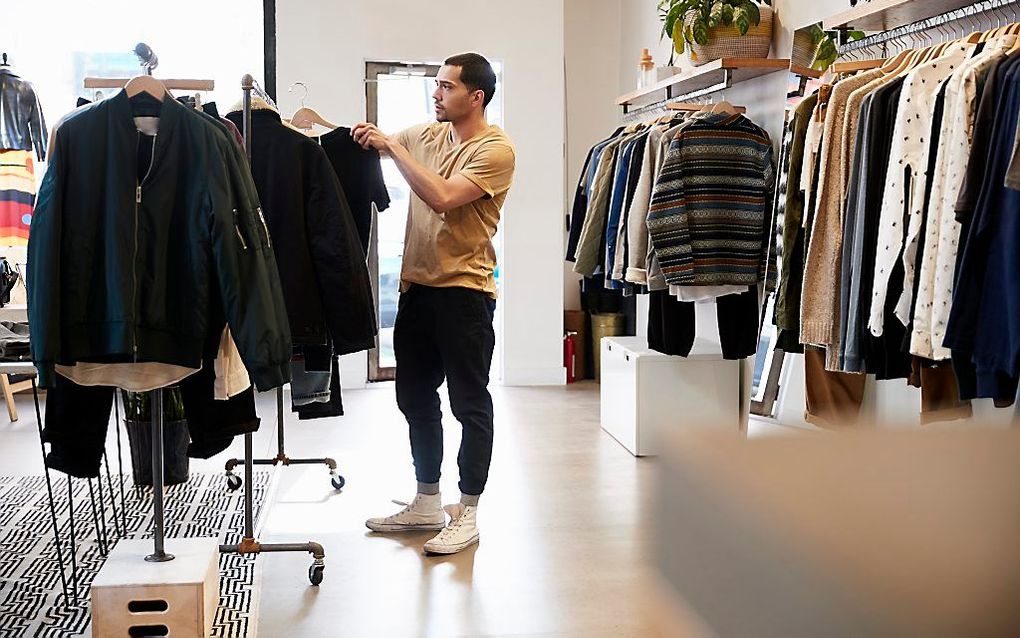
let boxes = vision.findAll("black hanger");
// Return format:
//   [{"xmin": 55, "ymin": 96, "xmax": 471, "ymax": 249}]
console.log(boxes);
[{"xmin": 130, "ymin": 92, "xmax": 164, "ymax": 118}]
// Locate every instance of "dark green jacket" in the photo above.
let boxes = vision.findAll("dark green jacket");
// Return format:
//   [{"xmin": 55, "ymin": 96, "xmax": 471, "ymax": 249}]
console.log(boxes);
[{"xmin": 28, "ymin": 91, "xmax": 292, "ymax": 390}]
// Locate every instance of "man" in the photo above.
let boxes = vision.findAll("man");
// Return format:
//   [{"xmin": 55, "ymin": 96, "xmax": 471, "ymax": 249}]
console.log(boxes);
[{"xmin": 353, "ymin": 53, "xmax": 515, "ymax": 555}]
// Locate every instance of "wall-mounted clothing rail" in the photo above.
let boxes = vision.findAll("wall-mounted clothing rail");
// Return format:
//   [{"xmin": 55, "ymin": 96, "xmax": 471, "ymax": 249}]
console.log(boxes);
[{"xmin": 840, "ymin": 0, "xmax": 1020, "ymax": 56}]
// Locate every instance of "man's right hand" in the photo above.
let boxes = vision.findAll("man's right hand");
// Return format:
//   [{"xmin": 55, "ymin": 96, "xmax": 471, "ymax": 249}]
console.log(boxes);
[{"xmin": 352, "ymin": 123, "xmax": 393, "ymax": 157}]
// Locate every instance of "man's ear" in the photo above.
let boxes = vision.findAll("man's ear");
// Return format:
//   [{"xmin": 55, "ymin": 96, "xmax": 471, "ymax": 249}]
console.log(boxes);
[{"xmin": 473, "ymin": 89, "xmax": 485, "ymax": 108}]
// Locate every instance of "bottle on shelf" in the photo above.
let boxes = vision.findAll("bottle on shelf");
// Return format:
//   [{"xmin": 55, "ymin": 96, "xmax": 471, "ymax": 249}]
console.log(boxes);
[{"xmin": 638, "ymin": 49, "xmax": 656, "ymax": 89}]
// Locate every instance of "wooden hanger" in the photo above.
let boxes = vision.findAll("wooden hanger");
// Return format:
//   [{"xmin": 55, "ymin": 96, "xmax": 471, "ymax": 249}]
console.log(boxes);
[
  {"xmin": 86, "ymin": 77, "xmax": 214, "ymax": 92},
  {"xmin": 667, "ymin": 101, "xmax": 747, "ymax": 114},
  {"xmin": 831, "ymin": 59, "xmax": 886, "ymax": 74},
  {"xmin": 122, "ymin": 74, "xmax": 170, "ymax": 101},
  {"xmin": 706, "ymin": 100, "xmax": 743, "ymax": 116},
  {"xmin": 289, "ymin": 106, "xmax": 339, "ymax": 131},
  {"xmin": 879, "ymin": 47, "xmax": 915, "ymax": 74}
]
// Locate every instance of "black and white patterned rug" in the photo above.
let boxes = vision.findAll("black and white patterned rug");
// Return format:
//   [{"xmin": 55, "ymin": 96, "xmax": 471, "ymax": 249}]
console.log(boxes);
[{"xmin": 0, "ymin": 471, "xmax": 270, "ymax": 637}]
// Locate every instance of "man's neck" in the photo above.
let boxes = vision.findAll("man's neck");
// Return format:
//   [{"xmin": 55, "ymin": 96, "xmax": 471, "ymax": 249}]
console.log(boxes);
[{"xmin": 450, "ymin": 114, "xmax": 489, "ymax": 145}]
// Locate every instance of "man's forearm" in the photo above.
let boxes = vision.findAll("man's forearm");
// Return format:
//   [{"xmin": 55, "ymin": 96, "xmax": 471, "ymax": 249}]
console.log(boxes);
[{"xmin": 386, "ymin": 141, "xmax": 455, "ymax": 212}]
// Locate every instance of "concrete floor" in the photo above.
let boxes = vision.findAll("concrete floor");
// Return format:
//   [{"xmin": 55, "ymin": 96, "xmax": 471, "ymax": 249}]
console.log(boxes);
[{"xmin": 0, "ymin": 380, "xmax": 796, "ymax": 636}]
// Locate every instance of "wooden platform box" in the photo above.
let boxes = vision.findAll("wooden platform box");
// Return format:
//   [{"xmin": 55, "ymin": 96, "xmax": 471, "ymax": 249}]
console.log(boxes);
[{"xmin": 91, "ymin": 538, "xmax": 219, "ymax": 637}]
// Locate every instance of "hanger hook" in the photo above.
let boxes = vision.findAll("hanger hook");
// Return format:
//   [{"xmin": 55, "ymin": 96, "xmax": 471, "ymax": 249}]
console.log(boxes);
[{"xmin": 288, "ymin": 82, "xmax": 308, "ymax": 107}]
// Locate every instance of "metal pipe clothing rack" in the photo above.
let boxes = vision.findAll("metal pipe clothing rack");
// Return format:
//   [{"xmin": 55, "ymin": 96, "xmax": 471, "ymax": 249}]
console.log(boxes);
[
  {"xmin": 839, "ymin": 0, "xmax": 1020, "ymax": 57},
  {"xmin": 216, "ymin": 74, "xmax": 326, "ymax": 586}
]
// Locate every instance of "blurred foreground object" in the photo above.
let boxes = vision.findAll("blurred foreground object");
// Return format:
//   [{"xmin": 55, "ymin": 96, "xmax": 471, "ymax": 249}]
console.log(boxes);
[{"xmin": 652, "ymin": 429, "xmax": 1020, "ymax": 637}]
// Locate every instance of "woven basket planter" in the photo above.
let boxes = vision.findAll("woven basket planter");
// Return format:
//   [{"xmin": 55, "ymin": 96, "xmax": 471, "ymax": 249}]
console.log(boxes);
[{"xmin": 686, "ymin": 5, "xmax": 774, "ymax": 67}]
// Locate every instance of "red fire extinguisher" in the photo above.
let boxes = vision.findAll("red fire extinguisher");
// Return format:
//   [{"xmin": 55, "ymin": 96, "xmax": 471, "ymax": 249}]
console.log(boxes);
[{"xmin": 564, "ymin": 332, "xmax": 577, "ymax": 384}]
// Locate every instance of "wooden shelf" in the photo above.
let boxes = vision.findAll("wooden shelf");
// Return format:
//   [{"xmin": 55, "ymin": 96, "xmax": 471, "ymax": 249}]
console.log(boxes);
[
  {"xmin": 789, "ymin": 64, "xmax": 823, "ymax": 80},
  {"xmin": 823, "ymin": 0, "xmax": 976, "ymax": 31},
  {"xmin": 616, "ymin": 58, "xmax": 795, "ymax": 108}
]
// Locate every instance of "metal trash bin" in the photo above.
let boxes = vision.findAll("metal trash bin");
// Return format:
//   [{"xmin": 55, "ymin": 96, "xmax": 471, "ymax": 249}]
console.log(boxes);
[{"xmin": 591, "ymin": 313, "xmax": 625, "ymax": 380}]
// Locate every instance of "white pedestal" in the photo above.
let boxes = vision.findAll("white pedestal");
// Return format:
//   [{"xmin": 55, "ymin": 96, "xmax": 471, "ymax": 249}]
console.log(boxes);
[
  {"xmin": 91, "ymin": 538, "xmax": 219, "ymax": 637},
  {"xmin": 600, "ymin": 337, "xmax": 740, "ymax": 457}
]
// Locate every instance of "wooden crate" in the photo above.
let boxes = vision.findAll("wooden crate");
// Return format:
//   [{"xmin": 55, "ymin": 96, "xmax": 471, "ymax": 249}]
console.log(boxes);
[{"xmin": 91, "ymin": 538, "xmax": 219, "ymax": 637}]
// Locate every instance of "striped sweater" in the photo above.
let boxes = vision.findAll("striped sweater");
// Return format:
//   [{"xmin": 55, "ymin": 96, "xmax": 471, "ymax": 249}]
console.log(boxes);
[{"xmin": 647, "ymin": 113, "xmax": 775, "ymax": 287}]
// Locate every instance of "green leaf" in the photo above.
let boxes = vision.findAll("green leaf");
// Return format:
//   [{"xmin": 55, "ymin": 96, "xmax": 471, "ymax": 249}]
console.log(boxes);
[
  {"xmin": 693, "ymin": 17, "xmax": 711, "ymax": 45},
  {"xmin": 849, "ymin": 30, "xmax": 867, "ymax": 41},
  {"xmin": 673, "ymin": 17, "xmax": 687, "ymax": 54},
  {"xmin": 664, "ymin": 3, "xmax": 685, "ymax": 41},
  {"xmin": 721, "ymin": 4, "xmax": 734, "ymax": 26},
  {"xmin": 740, "ymin": 1, "xmax": 760, "ymax": 26},
  {"xmin": 709, "ymin": 1, "xmax": 725, "ymax": 27},
  {"xmin": 811, "ymin": 36, "xmax": 837, "ymax": 71},
  {"xmin": 733, "ymin": 6, "xmax": 751, "ymax": 35}
]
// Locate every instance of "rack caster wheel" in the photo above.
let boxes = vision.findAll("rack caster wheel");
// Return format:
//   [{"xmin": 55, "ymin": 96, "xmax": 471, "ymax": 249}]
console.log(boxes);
[
  {"xmin": 226, "ymin": 474, "xmax": 242, "ymax": 492},
  {"xmin": 331, "ymin": 475, "xmax": 346, "ymax": 490},
  {"xmin": 309, "ymin": 563, "xmax": 325, "ymax": 586}
]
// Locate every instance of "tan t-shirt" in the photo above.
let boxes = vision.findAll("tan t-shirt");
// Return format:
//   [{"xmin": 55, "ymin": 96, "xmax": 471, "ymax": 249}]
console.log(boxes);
[{"xmin": 395, "ymin": 122, "xmax": 516, "ymax": 297}]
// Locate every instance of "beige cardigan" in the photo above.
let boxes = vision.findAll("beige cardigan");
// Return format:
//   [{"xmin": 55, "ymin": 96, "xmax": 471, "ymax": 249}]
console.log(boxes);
[{"xmin": 800, "ymin": 69, "xmax": 886, "ymax": 349}]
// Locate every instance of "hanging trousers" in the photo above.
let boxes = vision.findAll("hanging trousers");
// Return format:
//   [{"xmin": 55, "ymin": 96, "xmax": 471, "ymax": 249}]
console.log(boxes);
[
  {"xmin": 43, "ymin": 364, "xmax": 259, "ymax": 479},
  {"xmin": 394, "ymin": 285, "xmax": 496, "ymax": 497},
  {"xmin": 647, "ymin": 286, "xmax": 760, "ymax": 360},
  {"xmin": 805, "ymin": 347, "xmax": 974, "ymax": 428}
]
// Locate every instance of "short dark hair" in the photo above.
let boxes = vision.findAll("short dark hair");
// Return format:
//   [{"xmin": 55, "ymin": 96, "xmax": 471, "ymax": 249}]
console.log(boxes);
[{"xmin": 444, "ymin": 53, "xmax": 497, "ymax": 108}]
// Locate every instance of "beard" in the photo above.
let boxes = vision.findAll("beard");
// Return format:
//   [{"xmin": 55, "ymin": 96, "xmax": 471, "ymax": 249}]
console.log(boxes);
[{"xmin": 435, "ymin": 104, "xmax": 450, "ymax": 122}]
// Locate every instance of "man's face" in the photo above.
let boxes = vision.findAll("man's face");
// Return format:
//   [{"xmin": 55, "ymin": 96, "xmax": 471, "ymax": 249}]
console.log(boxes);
[{"xmin": 433, "ymin": 65, "xmax": 481, "ymax": 123}]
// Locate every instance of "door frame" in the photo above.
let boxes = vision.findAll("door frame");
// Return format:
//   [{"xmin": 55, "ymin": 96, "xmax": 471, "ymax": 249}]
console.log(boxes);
[{"xmin": 365, "ymin": 61, "xmax": 442, "ymax": 382}]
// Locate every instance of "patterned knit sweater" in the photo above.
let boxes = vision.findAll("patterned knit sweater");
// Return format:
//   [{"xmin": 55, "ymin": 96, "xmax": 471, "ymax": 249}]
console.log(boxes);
[{"xmin": 647, "ymin": 113, "xmax": 775, "ymax": 287}]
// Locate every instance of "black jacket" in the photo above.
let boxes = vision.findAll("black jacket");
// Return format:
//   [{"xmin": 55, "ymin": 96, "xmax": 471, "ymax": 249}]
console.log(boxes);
[
  {"xmin": 0, "ymin": 69, "xmax": 47, "ymax": 161},
  {"xmin": 28, "ymin": 91, "xmax": 292, "ymax": 390},
  {"xmin": 226, "ymin": 109, "xmax": 376, "ymax": 355}
]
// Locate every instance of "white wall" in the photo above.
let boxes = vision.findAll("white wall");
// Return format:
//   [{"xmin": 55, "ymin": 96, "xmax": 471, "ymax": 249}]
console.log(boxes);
[
  {"xmin": 564, "ymin": 0, "xmax": 623, "ymax": 311},
  {"xmin": 276, "ymin": 0, "xmax": 567, "ymax": 387}
]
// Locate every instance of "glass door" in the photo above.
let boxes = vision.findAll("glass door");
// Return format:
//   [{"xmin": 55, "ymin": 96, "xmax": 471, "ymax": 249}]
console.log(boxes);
[{"xmin": 365, "ymin": 62, "xmax": 442, "ymax": 381}]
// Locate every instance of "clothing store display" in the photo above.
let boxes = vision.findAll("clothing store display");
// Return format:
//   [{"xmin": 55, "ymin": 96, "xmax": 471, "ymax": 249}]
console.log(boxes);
[
  {"xmin": 870, "ymin": 44, "xmax": 974, "ymax": 338},
  {"xmin": 648, "ymin": 113, "xmax": 775, "ymax": 287},
  {"xmin": 0, "ymin": 68, "xmax": 46, "ymax": 161},
  {"xmin": 840, "ymin": 79, "xmax": 907, "ymax": 374},
  {"xmin": 624, "ymin": 125, "xmax": 665, "ymax": 284},
  {"xmin": 647, "ymin": 287, "xmax": 760, "ymax": 360},
  {"xmin": 0, "ymin": 150, "xmax": 35, "ymax": 244},
  {"xmin": 394, "ymin": 284, "xmax": 496, "ymax": 497},
  {"xmin": 801, "ymin": 68, "xmax": 884, "ymax": 348},
  {"xmin": 295, "ymin": 354, "xmax": 344, "ymax": 420},
  {"xmin": 290, "ymin": 355, "xmax": 332, "ymax": 406},
  {"xmin": 804, "ymin": 346, "xmax": 867, "ymax": 428},
  {"xmin": 776, "ymin": 36, "xmax": 1020, "ymax": 420},
  {"xmin": 42, "ymin": 362, "xmax": 259, "ymax": 478},
  {"xmin": 566, "ymin": 110, "xmax": 772, "ymax": 362},
  {"xmin": 226, "ymin": 107, "xmax": 376, "ymax": 355},
  {"xmin": 775, "ymin": 96, "xmax": 816, "ymax": 344},
  {"xmin": 393, "ymin": 122, "xmax": 515, "ymax": 298},
  {"xmin": 946, "ymin": 56, "xmax": 1020, "ymax": 401},
  {"xmin": 318, "ymin": 126, "xmax": 391, "ymax": 254},
  {"xmin": 29, "ymin": 91, "xmax": 292, "ymax": 391}
]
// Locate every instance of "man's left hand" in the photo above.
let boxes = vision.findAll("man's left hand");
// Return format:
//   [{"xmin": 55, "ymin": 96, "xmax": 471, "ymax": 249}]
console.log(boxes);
[{"xmin": 352, "ymin": 123, "xmax": 392, "ymax": 155}]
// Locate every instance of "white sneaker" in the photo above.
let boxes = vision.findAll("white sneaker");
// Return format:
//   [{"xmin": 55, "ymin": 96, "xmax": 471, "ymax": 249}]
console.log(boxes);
[
  {"xmin": 365, "ymin": 493, "xmax": 447, "ymax": 532},
  {"xmin": 423, "ymin": 504, "xmax": 479, "ymax": 555}
]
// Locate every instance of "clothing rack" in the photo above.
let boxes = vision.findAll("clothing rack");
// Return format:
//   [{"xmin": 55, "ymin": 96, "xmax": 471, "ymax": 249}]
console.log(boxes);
[
  {"xmin": 216, "ymin": 73, "xmax": 327, "ymax": 587},
  {"xmin": 839, "ymin": 0, "xmax": 1020, "ymax": 57}
]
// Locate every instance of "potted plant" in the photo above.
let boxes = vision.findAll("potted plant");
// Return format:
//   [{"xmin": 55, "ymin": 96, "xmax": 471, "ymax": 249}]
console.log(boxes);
[
  {"xmin": 800, "ymin": 23, "xmax": 866, "ymax": 73},
  {"xmin": 123, "ymin": 387, "xmax": 191, "ymax": 487},
  {"xmin": 659, "ymin": 0, "xmax": 774, "ymax": 67}
]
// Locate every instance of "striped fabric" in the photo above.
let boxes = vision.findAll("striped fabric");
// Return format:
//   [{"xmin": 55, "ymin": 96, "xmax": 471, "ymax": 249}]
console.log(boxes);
[
  {"xmin": 0, "ymin": 150, "xmax": 36, "ymax": 246},
  {"xmin": 647, "ymin": 113, "xmax": 775, "ymax": 287}
]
